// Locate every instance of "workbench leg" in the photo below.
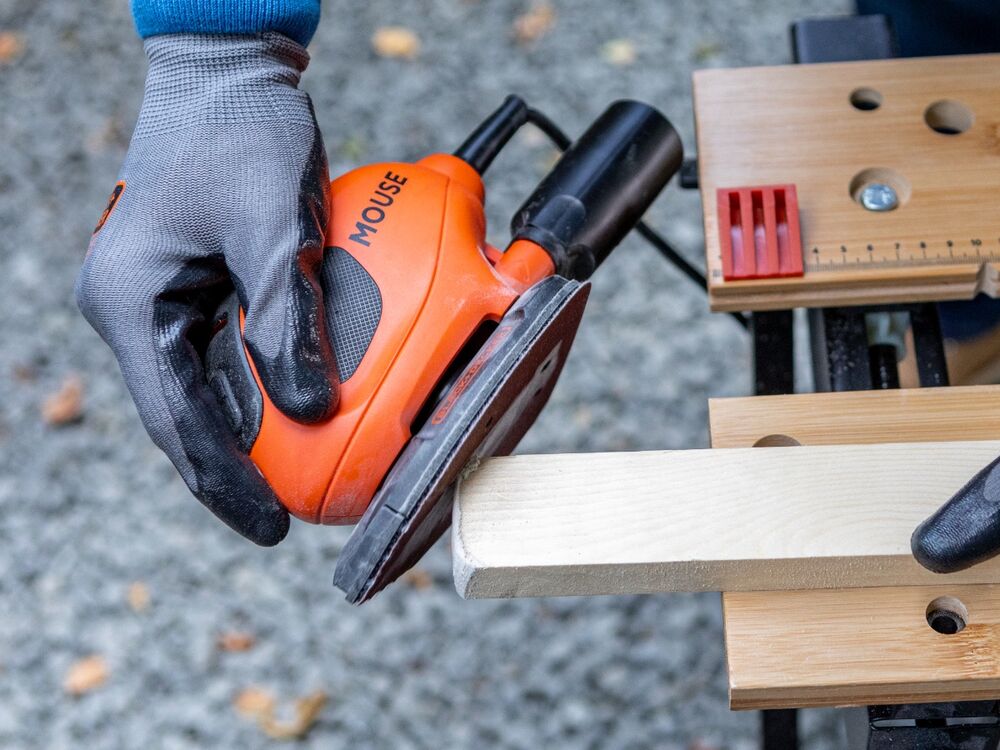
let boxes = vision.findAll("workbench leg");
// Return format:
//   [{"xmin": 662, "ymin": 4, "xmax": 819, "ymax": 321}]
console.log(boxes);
[
  {"xmin": 809, "ymin": 307, "xmax": 873, "ymax": 392},
  {"xmin": 751, "ymin": 310, "xmax": 794, "ymax": 396},
  {"xmin": 761, "ymin": 709, "xmax": 799, "ymax": 750},
  {"xmin": 910, "ymin": 303, "xmax": 950, "ymax": 387},
  {"xmin": 751, "ymin": 310, "xmax": 800, "ymax": 750}
]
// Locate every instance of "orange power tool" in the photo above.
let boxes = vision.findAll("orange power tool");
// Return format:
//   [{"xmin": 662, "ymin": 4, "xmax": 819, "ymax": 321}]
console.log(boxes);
[{"xmin": 205, "ymin": 96, "xmax": 682, "ymax": 602}]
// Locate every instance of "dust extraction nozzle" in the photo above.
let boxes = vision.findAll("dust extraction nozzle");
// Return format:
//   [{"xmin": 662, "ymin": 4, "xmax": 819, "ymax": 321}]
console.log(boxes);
[{"xmin": 511, "ymin": 100, "xmax": 683, "ymax": 280}]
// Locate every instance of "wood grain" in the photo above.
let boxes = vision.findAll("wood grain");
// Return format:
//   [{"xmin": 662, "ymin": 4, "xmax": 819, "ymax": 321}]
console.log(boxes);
[
  {"xmin": 713, "ymin": 384, "xmax": 1000, "ymax": 709},
  {"xmin": 725, "ymin": 585, "xmax": 1000, "ymax": 709},
  {"xmin": 452, "ymin": 442, "xmax": 1000, "ymax": 599},
  {"xmin": 709, "ymin": 385, "xmax": 1000, "ymax": 449},
  {"xmin": 694, "ymin": 54, "xmax": 1000, "ymax": 311}
]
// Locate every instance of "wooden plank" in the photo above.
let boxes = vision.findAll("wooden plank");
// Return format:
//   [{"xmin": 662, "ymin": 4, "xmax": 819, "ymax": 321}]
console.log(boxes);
[
  {"xmin": 709, "ymin": 385, "xmax": 1000, "ymax": 449},
  {"xmin": 693, "ymin": 54, "xmax": 1000, "ymax": 311},
  {"xmin": 724, "ymin": 585, "xmax": 1000, "ymax": 709},
  {"xmin": 452, "ymin": 441, "xmax": 1000, "ymax": 599}
]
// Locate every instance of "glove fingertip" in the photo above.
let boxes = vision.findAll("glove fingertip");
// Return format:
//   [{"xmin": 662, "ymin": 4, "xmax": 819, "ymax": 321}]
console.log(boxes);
[
  {"xmin": 243, "ymin": 506, "xmax": 291, "ymax": 547},
  {"xmin": 249, "ymin": 346, "xmax": 339, "ymax": 424},
  {"xmin": 911, "ymin": 518, "xmax": 967, "ymax": 574},
  {"xmin": 191, "ymin": 458, "xmax": 292, "ymax": 547}
]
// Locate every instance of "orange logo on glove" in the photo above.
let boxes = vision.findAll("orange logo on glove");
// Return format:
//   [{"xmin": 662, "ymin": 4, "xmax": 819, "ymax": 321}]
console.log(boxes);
[{"xmin": 93, "ymin": 181, "xmax": 126, "ymax": 235}]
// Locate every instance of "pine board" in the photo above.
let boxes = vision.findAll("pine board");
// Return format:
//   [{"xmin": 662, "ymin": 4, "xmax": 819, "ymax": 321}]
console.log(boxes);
[{"xmin": 452, "ymin": 442, "xmax": 1000, "ymax": 599}]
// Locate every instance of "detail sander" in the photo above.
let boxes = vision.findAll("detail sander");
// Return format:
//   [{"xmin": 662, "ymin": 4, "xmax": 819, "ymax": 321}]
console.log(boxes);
[{"xmin": 205, "ymin": 95, "xmax": 683, "ymax": 603}]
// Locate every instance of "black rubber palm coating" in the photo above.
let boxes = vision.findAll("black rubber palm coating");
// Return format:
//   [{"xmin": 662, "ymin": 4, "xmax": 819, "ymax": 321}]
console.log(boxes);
[{"xmin": 912, "ymin": 454, "xmax": 1000, "ymax": 573}]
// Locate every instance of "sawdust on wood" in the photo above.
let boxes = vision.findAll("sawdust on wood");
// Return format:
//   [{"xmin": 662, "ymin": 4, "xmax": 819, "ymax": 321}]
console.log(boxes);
[{"xmin": 63, "ymin": 655, "xmax": 108, "ymax": 696}]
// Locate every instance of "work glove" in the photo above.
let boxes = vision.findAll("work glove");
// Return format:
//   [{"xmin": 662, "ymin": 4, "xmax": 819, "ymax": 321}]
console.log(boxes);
[
  {"xmin": 76, "ymin": 33, "xmax": 337, "ymax": 546},
  {"xmin": 913, "ymin": 458, "xmax": 1000, "ymax": 573}
]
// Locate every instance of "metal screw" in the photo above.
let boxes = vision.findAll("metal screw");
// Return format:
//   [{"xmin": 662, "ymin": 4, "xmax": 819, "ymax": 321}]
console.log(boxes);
[{"xmin": 859, "ymin": 182, "xmax": 899, "ymax": 212}]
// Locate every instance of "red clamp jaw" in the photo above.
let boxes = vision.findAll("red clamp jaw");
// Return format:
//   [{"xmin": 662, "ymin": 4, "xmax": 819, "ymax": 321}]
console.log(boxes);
[{"xmin": 717, "ymin": 184, "xmax": 804, "ymax": 280}]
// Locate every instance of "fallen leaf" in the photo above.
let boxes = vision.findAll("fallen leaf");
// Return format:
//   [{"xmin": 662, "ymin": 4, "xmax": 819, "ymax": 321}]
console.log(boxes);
[
  {"xmin": 372, "ymin": 26, "xmax": 420, "ymax": 60},
  {"xmin": 217, "ymin": 631, "xmax": 256, "ymax": 652},
  {"xmin": 12, "ymin": 363, "xmax": 36, "ymax": 382},
  {"xmin": 127, "ymin": 581, "xmax": 150, "ymax": 613},
  {"xmin": 519, "ymin": 127, "xmax": 547, "ymax": 148},
  {"xmin": 64, "ymin": 655, "xmax": 108, "ymax": 695},
  {"xmin": 692, "ymin": 41, "xmax": 722, "ymax": 63},
  {"xmin": 338, "ymin": 135, "xmax": 367, "ymax": 161},
  {"xmin": 234, "ymin": 687, "xmax": 275, "ymax": 719},
  {"xmin": 602, "ymin": 38, "xmax": 636, "ymax": 66},
  {"xmin": 687, "ymin": 741, "xmax": 720, "ymax": 750},
  {"xmin": 513, "ymin": 3, "xmax": 556, "ymax": 43},
  {"xmin": 85, "ymin": 117, "xmax": 128, "ymax": 154},
  {"xmin": 260, "ymin": 691, "xmax": 328, "ymax": 740},
  {"xmin": 0, "ymin": 32, "xmax": 24, "ymax": 64},
  {"xmin": 42, "ymin": 374, "xmax": 84, "ymax": 425},
  {"xmin": 402, "ymin": 568, "xmax": 433, "ymax": 590}
]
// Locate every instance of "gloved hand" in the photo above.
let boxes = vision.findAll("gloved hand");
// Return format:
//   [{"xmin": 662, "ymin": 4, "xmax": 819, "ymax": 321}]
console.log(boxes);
[
  {"xmin": 913, "ymin": 456, "xmax": 1000, "ymax": 573},
  {"xmin": 76, "ymin": 33, "xmax": 337, "ymax": 546}
]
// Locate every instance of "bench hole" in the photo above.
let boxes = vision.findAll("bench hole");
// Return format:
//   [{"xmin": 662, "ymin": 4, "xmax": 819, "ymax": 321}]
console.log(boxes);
[
  {"xmin": 849, "ymin": 167, "xmax": 911, "ymax": 210},
  {"xmin": 926, "ymin": 596, "xmax": 968, "ymax": 635},
  {"xmin": 849, "ymin": 87, "xmax": 883, "ymax": 111},
  {"xmin": 924, "ymin": 100, "xmax": 974, "ymax": 135},
  {"xmin": 752, "ymin": 434, "xmax": 801, "ymax": 448}
]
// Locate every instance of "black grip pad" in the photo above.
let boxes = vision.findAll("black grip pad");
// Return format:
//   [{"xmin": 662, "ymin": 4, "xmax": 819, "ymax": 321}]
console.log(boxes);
[{"xmin": 321, "ymin": 246, "xmax": 382, "ymax": 383}]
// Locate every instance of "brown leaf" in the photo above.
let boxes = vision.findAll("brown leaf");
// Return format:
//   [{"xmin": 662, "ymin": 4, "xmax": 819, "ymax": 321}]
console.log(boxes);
[
  {"xmin": 64, "ymin": 655, "xmax": 108, "ymax": 696},
  {"xmin": 217, "ymin": 631, "xmax": 256, "ymax": 652},
  {"xmin": 12, "ymin": 363, "xmax": 36, "ymax": 382},
  {"xmin": 259, "ymin": 691, "xmax": 328, "ymax": 740},
  {"xmin": 127, "ymin": 581, "xmax": 150, "ymax": 613},
  {"xmin": 371, "ymin": 26, "xmax": 420, "ymax": 60},
  {"xmin": 42, "ymin": 374, "xmax": 84, "ymax": 425},
  {"xmin": 692, "ymin": 41, "xmax": 722, "ymax": 63},
  {"xmin": 401, "ymin": 568, "xmax": 433, "ymax": 590},
  {"xmin": 0, "ymin": 32, "xmax": 24, "ymax": 64},
  {"xmin": 513, "ymin": 3, "xmax": 556, "ymax": 44},
  {"xmin": 234, "ymin": 687, "xmax": 276, "ymax": 719},
  {"xmin": 602, "ymin": 38, "xmax": 636, "ymax": 67}
]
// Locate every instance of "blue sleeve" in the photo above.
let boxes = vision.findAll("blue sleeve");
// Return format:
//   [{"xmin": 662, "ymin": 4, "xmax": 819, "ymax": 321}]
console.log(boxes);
[{"xmin": 131, "ymin": 0, "xmax": 321, "ymax": 47}]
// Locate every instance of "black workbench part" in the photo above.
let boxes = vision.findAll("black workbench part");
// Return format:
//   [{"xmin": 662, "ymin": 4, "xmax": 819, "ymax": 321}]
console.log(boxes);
[
  {"xmin": 751, "ymin": 311, "xmax": 795, "ymax": 396},
  {"xmin": 790, "ymin": 15, "xmax": 898, "ymax": 63},
  {"xmin": 911, "ymin": 302, "xmax": 950, "ymax": 387},
  {"xmin": 809, "ymin": 307, "xmax": 873, "ymax": 392}
]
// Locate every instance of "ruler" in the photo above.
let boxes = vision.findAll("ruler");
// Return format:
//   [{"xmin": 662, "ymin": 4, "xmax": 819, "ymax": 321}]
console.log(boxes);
[
  {"xmin": 694, "ymin": 54, "xmax": 1000, "ymax": 312},
  {"xmin": 802, "ymin": 240, "xmax": 1000, "ymax": 272}
]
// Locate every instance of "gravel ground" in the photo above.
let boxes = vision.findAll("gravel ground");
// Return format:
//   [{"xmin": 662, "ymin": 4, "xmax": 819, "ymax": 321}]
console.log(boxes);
[{"xmin": 0, "ymin": 1, "xmax": 852, "ymax": 748}]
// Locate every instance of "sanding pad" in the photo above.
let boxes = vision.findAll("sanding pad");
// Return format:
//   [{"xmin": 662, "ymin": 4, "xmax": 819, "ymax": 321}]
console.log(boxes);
[{"xmin": 333, "ymin": 276, "xmax": 591, "ymax": 603}]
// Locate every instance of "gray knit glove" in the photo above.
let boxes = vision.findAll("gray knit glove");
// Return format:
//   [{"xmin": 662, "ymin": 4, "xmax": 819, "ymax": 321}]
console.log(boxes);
[{"xmin": 76, "ymin": 33, "xmax": 337, "ymax": 546}]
